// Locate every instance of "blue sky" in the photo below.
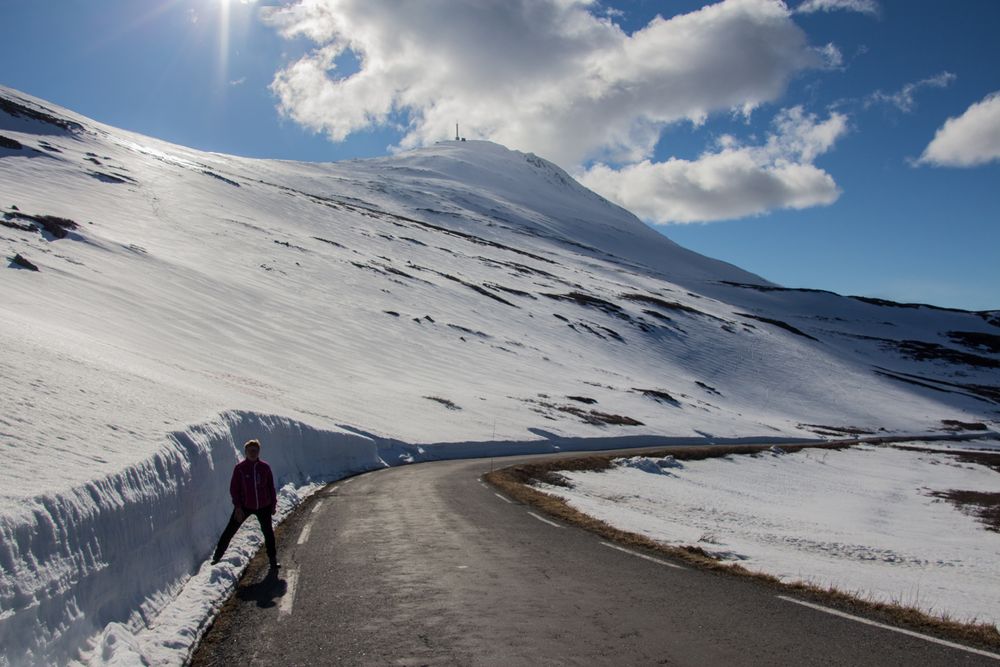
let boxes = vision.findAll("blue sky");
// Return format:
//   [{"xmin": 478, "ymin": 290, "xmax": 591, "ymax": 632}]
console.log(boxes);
[{"xmin": 1, "ymin": 0, "xmax": 997, "ymax": 310}]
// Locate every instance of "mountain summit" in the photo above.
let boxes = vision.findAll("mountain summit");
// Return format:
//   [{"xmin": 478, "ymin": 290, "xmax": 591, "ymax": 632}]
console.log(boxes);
[{"xmin": 339, "ymin": 139, "xmax": 770, "ymax": 287}]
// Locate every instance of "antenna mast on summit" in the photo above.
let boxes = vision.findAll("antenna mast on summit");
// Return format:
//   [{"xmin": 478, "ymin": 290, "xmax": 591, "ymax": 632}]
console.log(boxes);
[{"xmin": 455, "ymin": 123, "xmax": 459, "ymax": 141}]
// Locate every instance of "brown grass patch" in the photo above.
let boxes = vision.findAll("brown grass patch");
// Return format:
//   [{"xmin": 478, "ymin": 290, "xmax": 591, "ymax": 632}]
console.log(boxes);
[
  {"xmin": 485, "ymin": 442, "xmax": 1000, "ymax": 651},
  {"xmin": 423, "ymin": 396, "xmax": 461, "ymax": 410},
  {"xmin": 799, "ymin": 423, "xmax": 877, "ymax": 436},
  {"xmin": 519, "ymin": 397, "xmax": 644, "ymax": 426},
  {"xmin": 931, "ymin": 490, "xmax": 1000, "ymax": 532},
  {"xmin": 883, "ymin": 444, "xmax": 1000, "ymax": 532},
  {"xmin": 892, "ymin": 444, "xmax": 1000, "ymax": 474},
  {"xmin": 941, "ymin": 419, "xmax": 989, "ymax": 431}
]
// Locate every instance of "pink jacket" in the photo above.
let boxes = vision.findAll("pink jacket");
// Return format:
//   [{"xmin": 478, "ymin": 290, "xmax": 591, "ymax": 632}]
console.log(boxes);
[{"xmin": 229, "ymin": 459, "xmax": 276, "ymax": 512}]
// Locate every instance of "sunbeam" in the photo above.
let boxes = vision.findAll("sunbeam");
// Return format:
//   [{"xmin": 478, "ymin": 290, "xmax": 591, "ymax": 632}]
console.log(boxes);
[{"xmin": 218, "ymin": 0, "xmax": 230, "ymax": 82}]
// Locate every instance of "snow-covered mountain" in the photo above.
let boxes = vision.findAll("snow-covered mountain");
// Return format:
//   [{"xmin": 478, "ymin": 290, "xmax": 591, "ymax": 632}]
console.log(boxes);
[{"xmin": 1, "ymin": 86, "xmax": 998, "ymax": 665}]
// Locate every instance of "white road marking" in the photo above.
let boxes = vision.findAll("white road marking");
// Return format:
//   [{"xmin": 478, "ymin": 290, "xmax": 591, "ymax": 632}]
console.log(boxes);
[
  {"xmin": 527, "ymin": 511, "xmax": 562, "ymax": 528},
  {"xmin": 297, "ymin": 519, "xmax": 314, "ymax": 545},
  {"xmin": 776, "ymin": 596, "xmax": 1000, "ymax": 661},
  {"xmin": 600, "ymin": 542, "xmax": 686, "ymax": 570},
  {"xmin": 278, "ymin": 567, "xmax": 299, "ymax": 619},
  {"xmin": 494, "ymin": 493, "xmax": 513, "ymax": 504},
  {"xmin": 311, "ymin": 500, "xmax": 325, "ymax": 514}
]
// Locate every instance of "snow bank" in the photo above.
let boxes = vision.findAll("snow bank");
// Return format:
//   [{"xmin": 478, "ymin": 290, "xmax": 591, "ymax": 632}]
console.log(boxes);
[
  {"xmin": 0, "ymin": 411, "xmax": 386, "ymax": 667},
  {"xmin": 1, "ymin": 410, "xmax": 812, "ymax": 666},
  {"xmin": 615, "ymin": 455, "xmax": 684, "ymax": 474}
]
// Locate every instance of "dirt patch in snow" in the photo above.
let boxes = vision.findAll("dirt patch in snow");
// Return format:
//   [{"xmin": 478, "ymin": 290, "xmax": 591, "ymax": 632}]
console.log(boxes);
[
  {"xmin": 735, "ymin": 313, "xmax": 818, "ymax": 341},
  {"xmin": 201, "ymin": 170, "xmax": 240, "ymax": 187},
  {"xmin": 423, "ymin": 396, "xmax": 461, "ymax": 410},
  {"xmin": 2, "ymin": 211, "xmax": 79, "ymax": 239},
  {"xmin": 948, "ymin": 331, "xmax": 1000, "ymax": 355},
  {"xmin": 940, "ymin": 419, "xmax": 990, "ymax": 432},
  {"xmin": 632, "ymin": 388, "xmax": 680, "ymax": 406},
  {"xmin": 518, "ymin": 397, "xmax": 643, "ymax": 426},
  {"xmin": 0, "ymin": 94, "xmax": 85, "ymax": 133},
  {"xmin": 930, "ymin": 489, "xmax": 1000, "ymax": 532},
  {"xmin": 621, "ymin": 293, "xmax": 719, "ymax": 321},
  {"xmin": 10, "ymin": 253, "xmax": 39, "ymax": 271},
  {"xmin": 0, "ymin": 134, "xmax": 23, "ymax": 150},
  {"xmin": 890, "ymin": 339, "xmax": 999, "ymax": 369},
  {"xmin": 543, "ymin": 292, "xmax": 632, "ymax": 321},
  {"xmin": 696, "ymin": 381, "xmax": 721, "ymax": 396},
  {"xmin": 799, "ymin": 424, "xmax": 877, "ymax": 437}
]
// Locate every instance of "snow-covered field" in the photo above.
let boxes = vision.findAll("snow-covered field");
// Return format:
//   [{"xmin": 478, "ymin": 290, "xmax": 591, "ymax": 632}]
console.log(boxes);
[
  {"xmin": 1, "ymin": 86, "xmax": 998, "ymax": 665},
  {"xmin": 543, "ymin": 442, "xmax": 1000, "ymax": 626}
]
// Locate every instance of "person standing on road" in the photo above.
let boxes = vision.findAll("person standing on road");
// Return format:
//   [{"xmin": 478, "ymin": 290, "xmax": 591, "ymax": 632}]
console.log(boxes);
[{"xmin": 212, "ymin": 439, "xmax": 279, "ymax": 569}]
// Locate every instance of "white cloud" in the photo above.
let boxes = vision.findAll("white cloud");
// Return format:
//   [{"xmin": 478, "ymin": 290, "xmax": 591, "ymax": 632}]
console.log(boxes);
[
  {"xmin": 579, "ymin": 107, "xmax": 847, "ymax": 223},
  {"xmin": 816, "ymin": 42, "xmax": 844, "ymax": 69},
  {"xmin": 229, "ymin": 77, "xmax": 247, "ymax": 86},
  {"xmin": 918, "ymin": 92, "xmax": 1000, "ymax": 167},
  {"xmin": 795, "ymin": 0, "xmax": 879, "ymax": 16},
  {"xmin": 261, "ymin": 0, "xmax": 824, "ymax": 167},
  {"xmin": 865, "ymin": 72, "xmax": 955, "ymax": 113}
]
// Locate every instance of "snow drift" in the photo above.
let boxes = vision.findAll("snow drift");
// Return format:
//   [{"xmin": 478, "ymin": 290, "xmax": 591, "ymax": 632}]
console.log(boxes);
[{"xmin": 1, "ymin": 412, "xmax": 385, "ymax": 665}]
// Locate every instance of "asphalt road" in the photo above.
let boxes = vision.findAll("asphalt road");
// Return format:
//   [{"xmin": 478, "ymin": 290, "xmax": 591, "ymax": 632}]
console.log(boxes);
[{"xmin": 191, "ymin": 452, "xmax": 999, "ymax": 666}]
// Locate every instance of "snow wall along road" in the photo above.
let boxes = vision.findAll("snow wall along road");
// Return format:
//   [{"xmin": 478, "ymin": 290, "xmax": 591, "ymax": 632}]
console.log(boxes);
[
  {"xmin": 0, "ymin": 410, "xmax": 810, "ymax": 666},
  {"xmin": 0, "ymin": 411, "xmax": 393, "ymax": 666}
]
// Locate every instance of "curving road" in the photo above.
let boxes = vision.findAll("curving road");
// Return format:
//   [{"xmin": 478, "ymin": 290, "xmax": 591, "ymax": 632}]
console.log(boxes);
[{"xmin": 191, "ymin": 451, "xmax": 999, "ymax": 666}]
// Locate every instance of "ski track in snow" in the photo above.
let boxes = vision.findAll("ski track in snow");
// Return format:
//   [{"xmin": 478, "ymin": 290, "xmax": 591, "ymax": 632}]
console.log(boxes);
[{"xmin": 0, "ymin": 86, "xmax": 998, "ymax": 665}]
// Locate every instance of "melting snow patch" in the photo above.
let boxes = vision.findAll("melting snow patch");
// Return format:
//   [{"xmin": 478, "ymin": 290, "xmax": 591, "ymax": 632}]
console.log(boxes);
[
  {"xmin": 657, "ymin": 455, "xmax": 683, "ymax": 469},
  {"xmin": 615, "ymin": 455, "xmax": 683, "ymax": 474}
]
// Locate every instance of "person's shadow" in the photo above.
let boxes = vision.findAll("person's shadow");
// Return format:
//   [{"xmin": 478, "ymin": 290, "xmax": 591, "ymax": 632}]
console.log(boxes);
[{"xmin": 236, "ymin": 568, "xmax": 287, "ymax": 609}]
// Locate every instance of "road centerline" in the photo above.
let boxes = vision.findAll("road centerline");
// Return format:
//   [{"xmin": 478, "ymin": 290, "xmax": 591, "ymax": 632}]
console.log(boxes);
[
  {"xmin": 297, "ymin": 519, "xmax": 314, "ymax": 545},
  {"xmin": 278, "ymin": 568, "xmax": 299, "ymax": 620}
]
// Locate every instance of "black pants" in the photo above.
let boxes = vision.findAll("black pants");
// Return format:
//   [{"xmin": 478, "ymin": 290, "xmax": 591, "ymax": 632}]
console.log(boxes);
[{"xmin": 214, "ymin": 506, "xmax": 276, "ymax": 563}]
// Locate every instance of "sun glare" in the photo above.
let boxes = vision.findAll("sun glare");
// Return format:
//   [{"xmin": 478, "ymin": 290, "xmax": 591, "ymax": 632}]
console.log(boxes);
[
  {"xmin": 218, "ymin": 0, "xmax": 230, "ymax": 79},
  {"xmin": 214, "ymin": 0, "xmax": 255, "ymax": 81}
]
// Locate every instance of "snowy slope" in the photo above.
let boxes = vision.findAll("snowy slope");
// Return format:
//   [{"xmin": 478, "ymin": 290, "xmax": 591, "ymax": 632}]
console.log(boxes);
[{"xmin": 1, "ymin": 86, "xmax": 998, "ymax": 665}]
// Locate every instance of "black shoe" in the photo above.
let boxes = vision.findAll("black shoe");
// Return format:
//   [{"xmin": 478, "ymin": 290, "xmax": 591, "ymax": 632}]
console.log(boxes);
[{"xmin": 211, "ymin": 557, "xmax": 221, "ymax": 565}]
